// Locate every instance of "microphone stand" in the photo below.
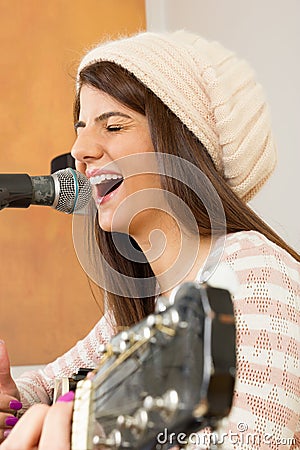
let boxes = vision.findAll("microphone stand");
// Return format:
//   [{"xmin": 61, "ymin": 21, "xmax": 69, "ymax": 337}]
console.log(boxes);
[
  {"xmin": 0, "ymin": 174, "xmax": 33, "ymax": 209},
  {"xmin": 0, "ymin": 188, "xmax": 9, "ymax": 210}
]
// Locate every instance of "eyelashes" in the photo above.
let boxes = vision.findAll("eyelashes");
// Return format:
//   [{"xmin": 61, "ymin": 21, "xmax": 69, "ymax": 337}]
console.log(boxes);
[
  {"xmin": 106, "ymin": 125, "xmax": 123, "ymax": 132},
  {"xmin": 73, "ymin": 121, "xmax": 126, "ymax": 135}
]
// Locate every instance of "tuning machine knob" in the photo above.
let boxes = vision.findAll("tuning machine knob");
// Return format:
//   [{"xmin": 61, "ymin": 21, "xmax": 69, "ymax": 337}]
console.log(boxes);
[
  {"xmin": 93, "ymin": 429, "xmax": 124, "ymax": 449},
  {"xmin": 155, "ymin": 295, "xmax": 173, "ymax": 312},
  {"xmin": 98, "ymin": 340, "xmax": 128, "ymax": 356},
  {"xmin": 143, "ymin": 389, "xmax": 179, "ymax": 420},
  {"xmin": 146, "ymin": 309, "xmax": 179, "ymax": 330},
  {"xmin": 120, "ymin": 329, "xmax": 152, "ymax": 344},
  {"xmin": 116, "ymin": 408, "xmax": 149, "ymax": 438}
]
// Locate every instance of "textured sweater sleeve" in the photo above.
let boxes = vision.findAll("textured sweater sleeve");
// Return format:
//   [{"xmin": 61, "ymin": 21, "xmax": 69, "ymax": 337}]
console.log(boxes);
[
  {"xmin": 15, "ymin": 313, "xmax": 113, "ymax": 412},
  {"xmin": 207, "ymin": 231, "xmax": 300, "ymax": 450}
]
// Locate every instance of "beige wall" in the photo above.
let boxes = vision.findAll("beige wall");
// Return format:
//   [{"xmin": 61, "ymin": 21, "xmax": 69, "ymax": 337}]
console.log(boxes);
[{"xmin": 0, "ymin": 0, "xmax": 146, "ymax": 365}]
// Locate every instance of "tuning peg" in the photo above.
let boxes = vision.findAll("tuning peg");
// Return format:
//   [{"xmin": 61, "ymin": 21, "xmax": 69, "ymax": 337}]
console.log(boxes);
[
  {"xmin": 98, "ymin": 341, "xmax": 127, "ymax": 356},
  {"xmin": 163, "ymin": 309, "xmax": 180, "ymax": 328},
  {"xmin": 98, "ymin": 343, "xmax": 107, "ymax": 354},
  {"xmin": 93, "ymin": 429, "xmax": 123, "ymax": 448},
  {"xmin": 155, "ymin": 295, "xmax": 173, "ymax": 312},
  {"xmin": 121, "ymin": 329, "xmax": 150, "ymax": 342},
  {"xmin": 140, "ymin": 326, "xmax": 152, "ymax": 339},
  {"xmin": 146, "ymin": 309, "xmax": 179, "ymax": 330},
  {"xmin": 120, "ymin": 330, "xmax": 142, "ymax": 342},
  {"xmin": 116, "ymin": 408, "xmax": 149, "ymax": 438},
  {"xmin": 143, "ymin": 389, "xmax": 179, "ymax": 420}
]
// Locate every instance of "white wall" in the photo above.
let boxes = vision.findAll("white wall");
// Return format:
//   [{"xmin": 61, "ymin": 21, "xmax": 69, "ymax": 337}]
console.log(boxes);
[{"xmin": 146, "ymin": 0, "xmax": 300, "ymax": 252}]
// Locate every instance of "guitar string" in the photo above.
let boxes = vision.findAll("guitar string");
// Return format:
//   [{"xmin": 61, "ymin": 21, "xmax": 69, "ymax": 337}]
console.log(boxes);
[
  {"xmin": 92, "ymin": 322, "xmax": 176, "ymax": 391},
  {"xmin": 93, "ymin": 364, "xmax": 176, "ymax": 421},
  {"xmin": 73, "ymin": 317, "xmax": 203, "ymax": 438},
  {"xmin": 92, "ymin": 341, "xmax": 179, "ymax": 405},
  {"xmin": 94, "ymin": 364, "xmax": 184, "ymax": 423},
  {"xmin": 75, "ymin": 353, "xmax": 163, "ymax": 417}
]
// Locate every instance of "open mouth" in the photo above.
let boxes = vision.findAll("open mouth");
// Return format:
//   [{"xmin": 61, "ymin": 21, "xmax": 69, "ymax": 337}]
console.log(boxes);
[{"xmin": 90, "ymin": 174, "xmax": 124, "ymax": 200}]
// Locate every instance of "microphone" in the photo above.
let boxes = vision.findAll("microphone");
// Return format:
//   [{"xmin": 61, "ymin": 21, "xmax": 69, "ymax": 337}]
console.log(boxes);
[{"xmin": 0, "ymin": 168, "xmax": 92, "ymax": 214}]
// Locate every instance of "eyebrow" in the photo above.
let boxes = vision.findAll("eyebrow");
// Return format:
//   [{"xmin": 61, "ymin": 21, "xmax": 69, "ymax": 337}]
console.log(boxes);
[
  {"xmin": 95, "ymin": 111, "xmax": 132, "ymax": 122},
  {"xmin": 74, "ymin": 111, "xmax": 131, "ymax": 130}
]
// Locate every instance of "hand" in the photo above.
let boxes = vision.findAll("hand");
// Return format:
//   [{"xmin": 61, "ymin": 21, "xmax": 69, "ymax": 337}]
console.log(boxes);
[
  {"xmin": 0, "ymin": 341, "xmax": 21, "ymax": 443},
  {"xmin": 0, "ymin": 391, "xmax": 74, "ymax": 450}
]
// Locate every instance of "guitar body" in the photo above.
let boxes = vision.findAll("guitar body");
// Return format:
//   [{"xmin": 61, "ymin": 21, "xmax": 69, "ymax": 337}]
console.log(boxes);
[{"xmin": 71, "ymin": 282, "xmax": 236, "ymax": 450}]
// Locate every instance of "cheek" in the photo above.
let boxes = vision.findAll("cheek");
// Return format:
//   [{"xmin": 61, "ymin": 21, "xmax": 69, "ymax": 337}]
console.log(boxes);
[
  {"xmin": 75, "ymin": 161, "xmax": 87, "ymax": 174},
  {"xmin": 126, "ymin": 174, "xmax": 160, "ymax": 193}
]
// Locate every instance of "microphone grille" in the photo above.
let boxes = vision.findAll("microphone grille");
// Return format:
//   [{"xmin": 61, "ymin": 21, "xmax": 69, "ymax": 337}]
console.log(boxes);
[{"xmin": 53, "ymin": 168, "xmax": 92, "ymax": 213}]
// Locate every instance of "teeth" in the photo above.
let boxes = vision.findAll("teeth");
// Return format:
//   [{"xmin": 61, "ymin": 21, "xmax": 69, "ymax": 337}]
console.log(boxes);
[{"xmin": 90, "ymin": 174, "xmax": 123, "ymax": 185}]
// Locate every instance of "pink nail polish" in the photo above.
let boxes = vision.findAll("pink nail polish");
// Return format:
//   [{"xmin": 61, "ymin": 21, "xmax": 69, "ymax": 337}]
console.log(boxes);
[
  {"xmin": 5, "ymin": 416, "xmax": 18, "ymax": 426},
  {"xmin": 3, "ymin": 430, "xmax": 11, "ymax": 438},
  {"xmin": 57, "ymin": 391, "xmax": 75, "ymax": 402},
  {"xmin": 9, "ymin": 400, "xmax": 22, "ymax": 411}
]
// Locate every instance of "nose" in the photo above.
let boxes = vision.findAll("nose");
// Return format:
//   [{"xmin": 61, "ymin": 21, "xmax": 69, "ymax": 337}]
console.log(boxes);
[{"xmin": 71, "ymin": 128, "xmax": 104, "ymax": 172}]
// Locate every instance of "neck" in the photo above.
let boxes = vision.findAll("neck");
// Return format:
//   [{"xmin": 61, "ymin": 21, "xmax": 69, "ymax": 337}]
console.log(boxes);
[{"xmin": 131, "ymin": 214, "xmax": 212, "ymax": 297}]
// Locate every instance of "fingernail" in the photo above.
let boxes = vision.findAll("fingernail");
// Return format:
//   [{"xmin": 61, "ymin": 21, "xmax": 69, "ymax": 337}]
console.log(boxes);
[
  {"xmin": 57, "ymin": 391, "xmax": 75, "ymax": 402},
  {"xmin": 3, "ymin": 430, "xmax": 11, "ymax": 438},
  {"xmin": 9, "ymin": 400, "xmax": 22, "ymax": 411},
  {"xmin": 5, "ymin": 416, "xmax": 18, "ymax": 426}
]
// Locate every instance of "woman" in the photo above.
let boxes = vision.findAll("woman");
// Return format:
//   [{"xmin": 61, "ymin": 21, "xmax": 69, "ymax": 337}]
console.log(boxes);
[{"xmin": 0, "ymin": 30, "xmax": 299, "ymax": 449}]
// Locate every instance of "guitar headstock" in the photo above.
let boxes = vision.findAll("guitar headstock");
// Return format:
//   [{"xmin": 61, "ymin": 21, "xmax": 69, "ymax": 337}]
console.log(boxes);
[{"xmin": 72, "ymin": 281, "xmax": 236, "ymax": 450}]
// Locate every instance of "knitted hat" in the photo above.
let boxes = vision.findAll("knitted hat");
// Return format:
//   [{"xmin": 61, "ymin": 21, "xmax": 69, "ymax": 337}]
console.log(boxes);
[{"xmin": 77, "ymin": 30, "xmax": 277, "ymax": 202}]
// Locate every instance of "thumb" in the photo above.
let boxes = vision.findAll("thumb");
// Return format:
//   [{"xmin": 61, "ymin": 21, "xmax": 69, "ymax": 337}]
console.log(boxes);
[{"xmin": 0, "ymin": 340, "xmax": 17, "ymax": 395}]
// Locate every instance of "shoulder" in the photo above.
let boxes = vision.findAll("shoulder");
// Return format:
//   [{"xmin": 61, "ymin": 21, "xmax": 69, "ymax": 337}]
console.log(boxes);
[
  {"xmin": 221, "ymin": 230, "xmax": 300, "ymax": 284},
  {"xmin": 223, "ymin": 229, "xmax": 296, "ymax": 258}
]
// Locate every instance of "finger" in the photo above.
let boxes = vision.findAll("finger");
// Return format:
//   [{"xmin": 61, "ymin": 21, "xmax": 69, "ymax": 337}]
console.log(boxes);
[
  {"xmin": 0, "ymin": 404, "xmax": 49, "ymax": 450},
  {"xmin": 0, "ymin": 341, "xmax": 13, "ymax": 387},
  {"xmin": 39, "ymin": 401, "xmax": 73, "ymax": 450},
  {"xmin": 0, "ymin": 412, "xmax": 19, "ymax": 429},
  {"xmin": 0, "ymin": 342, "xmax": 18, "ymax": 397},
  {"xmin": 0, "ymin": 429, "xmax": 13, "ymax": 445},
  {"xmin": 0, "ymin": 394, "xmax": 22, "ymax": 413}
]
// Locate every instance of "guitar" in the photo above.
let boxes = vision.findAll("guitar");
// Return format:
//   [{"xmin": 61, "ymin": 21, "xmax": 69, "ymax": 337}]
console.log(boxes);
[{"xmin": 69, "ymin": 281, "xmax": 236, "ymax": 450}]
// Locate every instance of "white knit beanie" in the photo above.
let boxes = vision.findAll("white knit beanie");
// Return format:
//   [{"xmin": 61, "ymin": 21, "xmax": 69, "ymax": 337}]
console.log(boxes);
[{"xmin": 77, "ymin": 30, "xmax": 277, "ymax": 202}]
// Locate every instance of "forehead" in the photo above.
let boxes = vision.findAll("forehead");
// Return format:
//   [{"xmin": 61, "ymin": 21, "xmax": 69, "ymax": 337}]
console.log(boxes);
[{"xmin": 79, "ymin": 85, "xmax": 132, "ymax": 118}]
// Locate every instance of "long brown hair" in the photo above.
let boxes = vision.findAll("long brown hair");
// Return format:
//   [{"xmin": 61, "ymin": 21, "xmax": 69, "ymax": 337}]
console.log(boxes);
[{"xmin": 75, "ymin": 61, "xmax": 300, "ymax": 330}]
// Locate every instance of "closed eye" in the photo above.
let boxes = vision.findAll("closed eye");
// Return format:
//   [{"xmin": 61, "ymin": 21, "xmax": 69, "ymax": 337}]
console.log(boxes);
[{"xmin": 107, "ymin": 125, "xmax": 123, "ymax": 132}]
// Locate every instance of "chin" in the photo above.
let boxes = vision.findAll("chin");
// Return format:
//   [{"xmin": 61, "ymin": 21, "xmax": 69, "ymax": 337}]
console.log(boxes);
[{"xmin": 98, "ymin": 217, "xmax": 129, "ymax": 234}]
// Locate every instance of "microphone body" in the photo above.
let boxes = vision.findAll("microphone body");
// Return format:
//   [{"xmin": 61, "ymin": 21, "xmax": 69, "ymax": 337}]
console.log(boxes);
[{"xmin": 0, "ymin": 169, "xmax": 92, "ymax": 214}]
